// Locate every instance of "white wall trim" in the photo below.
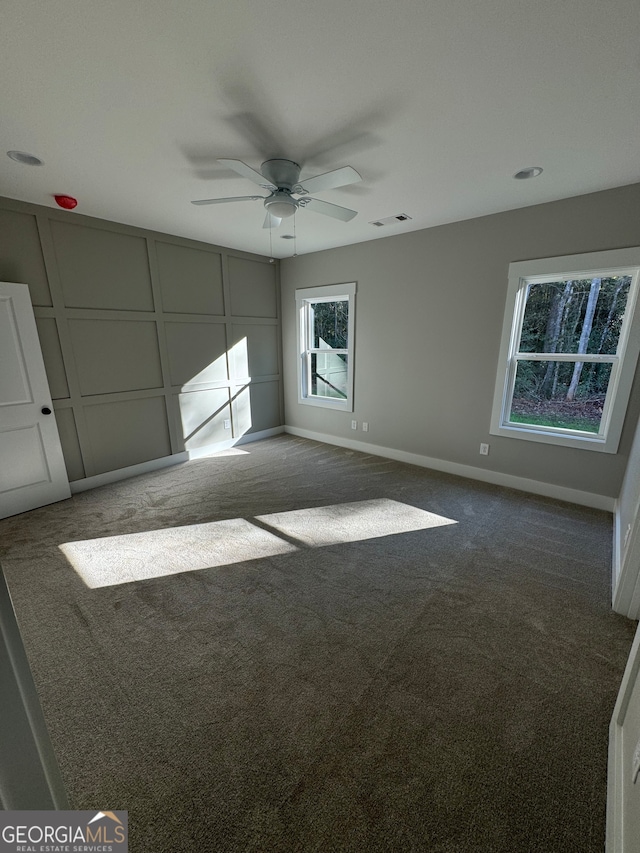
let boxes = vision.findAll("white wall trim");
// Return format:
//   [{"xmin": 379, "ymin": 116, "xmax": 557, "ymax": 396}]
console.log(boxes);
[
  {"xmin": 613, "ymin": 496, "xmax": 640, "ymax": 619},
  {"xmin": 186, "ymin": 426, "xmax": 284, "ymax": 459},
  {"xmin": 71, "ymin": 422, "xmax": 612, "ymax": 509},
  {"xmin": 69, "ymin": 427, "xmax": 285, "ymax": 492},
  {"xmin": 295, "ymin": 282, "xmax": 356, "ymax": 413},
  {"xmin": 284, "ymin": 425, "xmax": 615, "ymax": 511},
  {"xmin": 0, "ymin": 568, "xmax": 70, "ymax": 808},
  {"xmin": 613, "ymin": 499, "xmax": 624, "ymax": 601},
  {"xmin": 490, "ymin": 247, "xmax": 640, "ymax": 455},
  {"xmin": 70, "ymin": 452, "xmax": 189, "ymax": 493},
  {"xmin": 607, "ymin": 620, "xmax": 640, "ymax": 852}
]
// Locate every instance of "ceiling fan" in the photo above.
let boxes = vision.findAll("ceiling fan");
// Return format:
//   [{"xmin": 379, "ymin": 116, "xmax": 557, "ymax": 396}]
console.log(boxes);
[{"xmin": 192, "ymin": 158, "xmax": 361, "ymax": 228}]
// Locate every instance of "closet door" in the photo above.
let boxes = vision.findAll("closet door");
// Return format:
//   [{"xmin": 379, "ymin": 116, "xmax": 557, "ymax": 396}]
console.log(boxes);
[{"xmin": 0, "ymin": 282, "xmax": 70, "ymax": 519}]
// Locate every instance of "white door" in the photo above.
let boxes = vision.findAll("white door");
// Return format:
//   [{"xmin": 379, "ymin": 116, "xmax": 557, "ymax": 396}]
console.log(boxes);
[{"xmin": 0, "ymin": 282, "xmax": 70, "ymax": 519}]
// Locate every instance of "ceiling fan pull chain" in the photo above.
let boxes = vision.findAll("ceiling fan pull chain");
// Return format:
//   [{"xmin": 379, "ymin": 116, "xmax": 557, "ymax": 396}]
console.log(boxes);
[{"xmin": 293, "ymin": 213, "xmax": 297, "ymax": 258}]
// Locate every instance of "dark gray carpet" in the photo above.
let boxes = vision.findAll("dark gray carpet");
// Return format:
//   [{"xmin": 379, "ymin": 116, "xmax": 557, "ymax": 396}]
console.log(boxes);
[{"xmin": 0, "ymin": 435, "xmax": 634, "ymax": 852}]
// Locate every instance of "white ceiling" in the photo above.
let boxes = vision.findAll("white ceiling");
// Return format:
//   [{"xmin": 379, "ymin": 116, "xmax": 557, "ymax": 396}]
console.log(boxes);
[{"xmin": 2, "ymin": 0, "xmax": 639, "ymax": 259}]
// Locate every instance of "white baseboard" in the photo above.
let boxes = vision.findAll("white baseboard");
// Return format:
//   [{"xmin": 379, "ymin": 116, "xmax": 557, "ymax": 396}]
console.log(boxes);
[
  {"xmin": 284, "ymin": 425, "xmax": 615, "ymax": 511},
  {"xmin": 236, "ymin": 426, "xmax": 284, "ymax": 443},
  {"xmin": 71, "ymin": 423, "xmax": 612, "ymax": 509},
  {"xmin": 70, "ymin": 452, "xmax": 189, "ymax": 493},
  {"xmin": 186, "ymin": 426, "xmax": 284, "ymax": 460},
  {"xmin": 69, "ymin": 427, "xmax": 285, "ymax": 492}
]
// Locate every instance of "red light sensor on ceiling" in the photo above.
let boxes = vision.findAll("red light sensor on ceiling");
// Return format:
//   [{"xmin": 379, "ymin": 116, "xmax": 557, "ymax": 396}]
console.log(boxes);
[{"xmin": 54, "ymin": 194, "xmax": 78, "ymax": 210}]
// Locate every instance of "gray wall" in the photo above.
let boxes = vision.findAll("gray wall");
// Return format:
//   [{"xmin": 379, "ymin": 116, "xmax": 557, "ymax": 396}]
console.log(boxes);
[
  {"xmin": 281, "ymin": 183, "xmax": 640, "ymax": 499},
  {"xmin": 0, "ymin": 197, "xmax": 282, "ymax": 482}
]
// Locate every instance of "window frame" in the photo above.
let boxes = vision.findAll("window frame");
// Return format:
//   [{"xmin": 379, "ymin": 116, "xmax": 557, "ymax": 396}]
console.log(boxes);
[
  {"xmin": 296, "ymin": 282, "xmax": 356, "ymax": 412},
  {"xmin": 490, "ymin": 247, "xmax": 640, "ymax": 453}
]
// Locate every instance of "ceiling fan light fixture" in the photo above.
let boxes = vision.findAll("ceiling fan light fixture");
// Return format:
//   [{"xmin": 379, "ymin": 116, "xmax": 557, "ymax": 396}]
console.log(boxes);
[{"xmin": 264, "ymin": 195, "xmax": 297, "ymax": 219}]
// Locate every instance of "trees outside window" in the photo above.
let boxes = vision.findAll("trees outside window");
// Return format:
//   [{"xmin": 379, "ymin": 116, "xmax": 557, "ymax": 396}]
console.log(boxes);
[
  {"xmin": 491, "ymin": 249, "xmax": 640, "ymax": 453},
  {"xmin": 296, "ymin": 283, "xmax": 356, "ymax": 411}
]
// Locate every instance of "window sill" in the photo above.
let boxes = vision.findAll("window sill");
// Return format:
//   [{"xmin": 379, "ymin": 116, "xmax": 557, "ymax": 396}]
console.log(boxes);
[
  {"xmin": 298, "ymin": 395, "xmax": 353, "ymax": 413},
  {"xmin": 490, "ymin": 421, "xmax": 616, "ymax": 453}
]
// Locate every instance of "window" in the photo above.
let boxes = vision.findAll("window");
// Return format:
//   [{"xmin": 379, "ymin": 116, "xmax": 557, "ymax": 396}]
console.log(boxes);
[
  {"xmin": 490, "ymin": 248, "xmax": 640, "ymax": 453},
  {"xmin": 296, "ymin": 282, "xmax": 356, "ymax": 411}
]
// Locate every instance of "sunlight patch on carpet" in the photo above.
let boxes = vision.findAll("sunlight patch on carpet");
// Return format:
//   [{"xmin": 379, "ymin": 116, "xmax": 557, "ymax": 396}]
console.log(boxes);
[
  {"xmin": 60, "ymin": 519, "xmax": 297, "ymax": 588},
  {"xmin": 256, "ymin": 499, "xmax": 457, "ymax": 547},
  {"xmin": 60, "ymin": 500, "xmax": 457, "ymax": 588}
]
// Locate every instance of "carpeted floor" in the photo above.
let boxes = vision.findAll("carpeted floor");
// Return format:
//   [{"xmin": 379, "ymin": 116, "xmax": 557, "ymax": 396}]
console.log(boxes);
[{"xmin": 0, "ymin": 435, "xmax": 635, "ymax": 852}]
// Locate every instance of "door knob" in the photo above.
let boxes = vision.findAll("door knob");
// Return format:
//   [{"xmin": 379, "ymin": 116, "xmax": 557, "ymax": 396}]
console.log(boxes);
[{"xmin": 41, "ymin": 406, "xmax": 52, "ymax": 415}]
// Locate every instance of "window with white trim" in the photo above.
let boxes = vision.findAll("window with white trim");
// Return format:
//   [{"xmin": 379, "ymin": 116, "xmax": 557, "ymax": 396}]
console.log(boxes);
[
  {"xmin": 490, "ymin": 248, "xmax": 640, "ymax": 453},
  {"xmin": 296, "ymin": 282, "xmax": 356, "ymax": 411}
]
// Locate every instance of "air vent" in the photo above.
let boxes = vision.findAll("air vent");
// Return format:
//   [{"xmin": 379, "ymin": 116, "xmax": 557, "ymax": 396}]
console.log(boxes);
[{"xmin": 369, "ymin": 214, "xmax": 413, "ymax": 227}]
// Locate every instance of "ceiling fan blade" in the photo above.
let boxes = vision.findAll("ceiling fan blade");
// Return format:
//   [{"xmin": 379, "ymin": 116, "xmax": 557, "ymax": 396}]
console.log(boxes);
[
  {"xmin": 263, "ymin": 213, "xmax": 282, "ymax": 229},
  {"xmin": 302, "ymin": 198, "xmax": 358, "ymax": 222},
  {"xmin": 191, "ymin": 195, "xmax": 264, "ymax": 206},
  {"xmin": 218, "ymin": 158, "xmax": 276, "ymax": 189},
  {"xmin": 295, "ymin": 166, "xmax": 362, "ymax": 195}
]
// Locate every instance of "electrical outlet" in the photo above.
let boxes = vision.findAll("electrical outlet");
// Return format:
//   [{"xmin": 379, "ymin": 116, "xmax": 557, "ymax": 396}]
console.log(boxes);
[
  {"xmin": 362, "ymin": 422, "xmax": 369, "ymax": 432},
  {"xmin": 351, "ymin": 420, "xmax": 357, "ymax": 430},
  {"xmin": 480, "ymin": 443, "xmax": 489, "ymax": 456},
  {"xmin": 224, "ymin": 419, "xmax": 231, "ymax": 430}
]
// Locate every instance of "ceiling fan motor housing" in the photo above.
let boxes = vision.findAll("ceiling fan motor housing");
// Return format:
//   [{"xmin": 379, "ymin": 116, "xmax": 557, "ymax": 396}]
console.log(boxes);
[{"xmin": 261, "ymin": 159, "xmax": 301, "ymax": 189}]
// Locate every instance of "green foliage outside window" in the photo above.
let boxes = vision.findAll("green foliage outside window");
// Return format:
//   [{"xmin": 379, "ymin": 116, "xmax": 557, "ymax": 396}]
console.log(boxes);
[{"xmin": 510, "ymin": 276, "xmax": 631, "ymax": 432}]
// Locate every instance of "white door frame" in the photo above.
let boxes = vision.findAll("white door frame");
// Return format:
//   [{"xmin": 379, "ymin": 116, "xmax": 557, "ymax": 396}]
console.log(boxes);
[{"xmin": 0, "ymin": 567, "xmax": 70, "ymax": 808}]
